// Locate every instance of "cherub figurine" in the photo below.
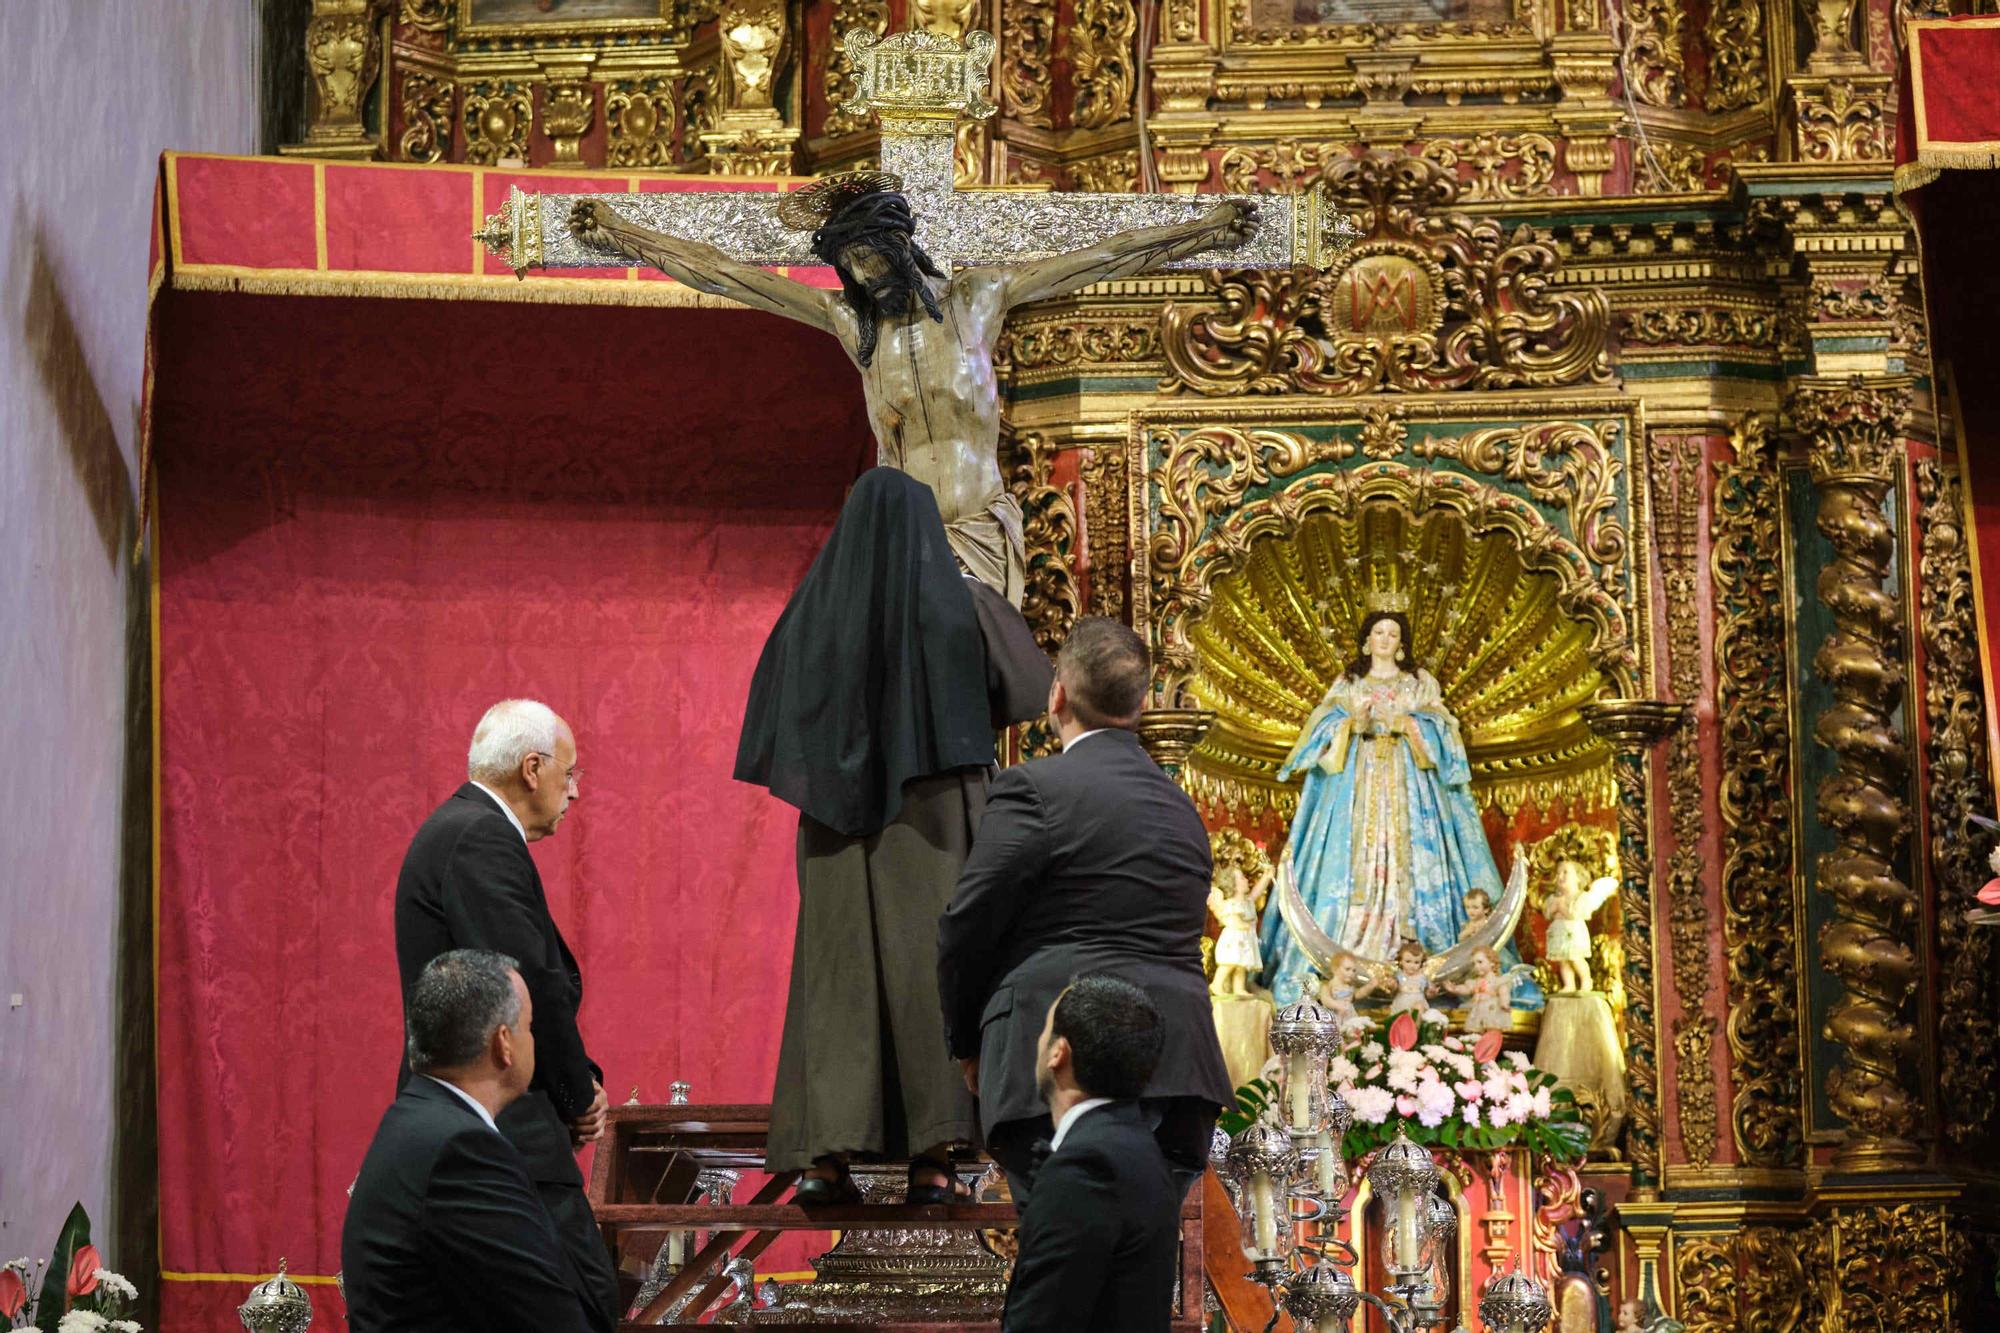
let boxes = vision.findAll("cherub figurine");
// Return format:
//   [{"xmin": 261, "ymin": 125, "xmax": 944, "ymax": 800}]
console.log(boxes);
[
  {"xmin": 1207, "ymin": 862, "xmax": 1271, "ymax": 996},
  {"xmin": 1373, "ymin": 938, "xmax": 1437, "ymax": 1016},
  {"xmin": 1441, "ymin": 946, "xmax": 1516, "ymax": 1032},
  {"xmin": 1456, "ymin": 887, "xmax": 1493, "ymax": 943},
  {"xmin": 1314, "ymin": 955, "xmax": 1363, "ymax": 1029},
  {"xmin": 1616, "ymin": 1298, "xmax": 1686, "ymax": 1333},
  {"xmin": 1543, "ymin": 859, "xmax": 1619, "ymax": 993}
]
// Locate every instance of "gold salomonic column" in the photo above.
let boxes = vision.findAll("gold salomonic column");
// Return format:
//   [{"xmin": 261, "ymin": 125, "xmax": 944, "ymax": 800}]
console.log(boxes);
[{"xmin": 1791, "ymin": 376, "xmax": 1925, "ymax": 1173}]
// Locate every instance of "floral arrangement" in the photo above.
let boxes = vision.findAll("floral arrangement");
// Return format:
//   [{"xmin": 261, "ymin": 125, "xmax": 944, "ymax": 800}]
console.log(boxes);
[
  {"xmin": 1224, "ymin": 1010, "xmax": 1589, "ymax": 1162},
  {"xmin": 0, "ymin": 1206, "xmax": 142, "ymax": 1333}
]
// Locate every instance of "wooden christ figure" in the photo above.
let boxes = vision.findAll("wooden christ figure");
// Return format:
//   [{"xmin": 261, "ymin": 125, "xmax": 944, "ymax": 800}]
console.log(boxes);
[{"xmin": 569, "ymin": 178, "xmax": 1257, "ymax": 606}]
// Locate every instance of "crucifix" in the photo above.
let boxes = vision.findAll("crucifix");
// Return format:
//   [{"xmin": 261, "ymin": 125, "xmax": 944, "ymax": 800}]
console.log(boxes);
[{"xmin": 476, "ymin": 28, "xmax": 1355, "ymax": 603}]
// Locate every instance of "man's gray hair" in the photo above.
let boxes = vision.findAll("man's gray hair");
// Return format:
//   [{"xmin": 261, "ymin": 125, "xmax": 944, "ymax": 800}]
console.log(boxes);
[
  {"xmin": 466, "ymin": 699, "xmax": 560, "ymax": 783},
  {"xmin": 406, "ymin": 949, "xmax": 522, "ymax": 1074}
]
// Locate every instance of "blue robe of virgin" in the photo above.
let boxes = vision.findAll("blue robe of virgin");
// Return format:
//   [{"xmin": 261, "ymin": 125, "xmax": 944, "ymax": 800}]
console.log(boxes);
[{"xmin": 1259, "ymin": 668, "xmax": 1542, "ymax": 1009}]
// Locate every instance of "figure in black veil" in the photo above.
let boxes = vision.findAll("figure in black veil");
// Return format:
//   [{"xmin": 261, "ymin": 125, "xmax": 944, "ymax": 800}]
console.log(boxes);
[{"xmin": 737, "ymin": 467, "xmax": 1051, "ymax": 1203}]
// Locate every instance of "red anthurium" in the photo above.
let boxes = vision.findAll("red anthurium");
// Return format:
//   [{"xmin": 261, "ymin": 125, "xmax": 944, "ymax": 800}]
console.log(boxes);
[
  {"xmin": 67, "ymin": 1244, "xmax": 101, "ymax": 1299},
  {"xmin": 1472, "ymin": 1029, "xmax": 1505, "ymax": 1064},
  {"xmin": 0, "ymin": 1267, "xmax": 26, "ymax": 1318},
  {"xmin": 1388, "ymin": 1011, "xmax": 1418, "ymax": 1051},
  {"xmin": 1980, "ymin": 878, "xmax": 2000, "ymax": 907}
]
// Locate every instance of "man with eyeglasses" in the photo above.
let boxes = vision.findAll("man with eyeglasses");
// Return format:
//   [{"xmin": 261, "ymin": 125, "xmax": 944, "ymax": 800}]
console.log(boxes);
[{"xmin": 391, "ymin": 698, "xmax": 617, "ymax": 1325}]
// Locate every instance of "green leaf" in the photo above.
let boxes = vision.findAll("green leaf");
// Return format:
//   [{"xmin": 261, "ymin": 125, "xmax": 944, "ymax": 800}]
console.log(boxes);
[{"xmin": 38, "ymin": 1202, "xmax": 91, "ymax": 1320}]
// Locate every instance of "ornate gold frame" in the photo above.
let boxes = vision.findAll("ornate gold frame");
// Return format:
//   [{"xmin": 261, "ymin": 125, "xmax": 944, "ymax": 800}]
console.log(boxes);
[{"xmin": 453, "ymin": 0, "xmax": 687, "ymax": 40}]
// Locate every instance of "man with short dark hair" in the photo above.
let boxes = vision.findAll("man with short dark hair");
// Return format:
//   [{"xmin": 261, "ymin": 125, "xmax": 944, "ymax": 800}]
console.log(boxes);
[
  {"xmin": 1002, "ymin": 975, "xmax": 1179, "ymax": 1333},
  {"xmin": 938, "ymin": 616, "xmax": 1234, "ymax": 1202},
  {"xmin": 393, "ymin": 700, "xmax": 616, "ymax": 1321},
  {"xmin": 342, "ymin": 951, "xmax": 606, "ymax": 1333}
]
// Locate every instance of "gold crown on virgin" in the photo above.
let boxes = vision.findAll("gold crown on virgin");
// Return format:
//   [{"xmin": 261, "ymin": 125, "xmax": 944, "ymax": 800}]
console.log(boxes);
[{"xmin": 1364, "ymin": 588, "xmax": 1412, "ymax": 616}]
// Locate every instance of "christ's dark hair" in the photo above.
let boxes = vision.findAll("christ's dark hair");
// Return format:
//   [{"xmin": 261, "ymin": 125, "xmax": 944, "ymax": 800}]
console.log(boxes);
[
  {"xmin": 1055, "ymin": 616, "xmax": 1150, "ymax": 729},
  {"xmin": 1344, "ymin": 611, "xmax": 1417, "ymax": 680},
  {"xmin": 406, "ymin": 949, "xmax": 521, "ymax": 1074},
  {"xmin": 1052, "ymin": 974, "xmax": 1164, "ymax": 1100},
  {"xmin": 810, "ymin": 190, "xmax": 945, "ymax": 367}
]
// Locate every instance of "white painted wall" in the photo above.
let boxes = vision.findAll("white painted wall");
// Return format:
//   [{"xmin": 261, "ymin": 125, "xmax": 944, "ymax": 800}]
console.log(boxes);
[{"xmin": 0, "ymin": 0, "xmax": 260, "ymax": 1272}]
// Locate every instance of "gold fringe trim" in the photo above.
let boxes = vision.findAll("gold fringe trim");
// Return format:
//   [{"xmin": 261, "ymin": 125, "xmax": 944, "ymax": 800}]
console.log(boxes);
[
  {"xmin": 1896, "ymin": 161, "xmax": 1946, "ymax": 195},
  {"xmin": 1917, "ymin": 147, "xmax": 2000, "ymax": 170},
  {"xmin": 167, "ymin": 267, "xmax": 752, "ymax": 311}
]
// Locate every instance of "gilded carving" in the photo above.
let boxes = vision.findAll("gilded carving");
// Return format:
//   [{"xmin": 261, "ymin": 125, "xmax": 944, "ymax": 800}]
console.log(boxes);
[
  {"xmin": 463, "ymin": 82, "xmax": 532, "ymax": 165},
  {"xmin": 909, "ymin": 0, "xmax": 980, "ymax": 40},
  {"xmin": 1793, "ymin": 377, "xmax": 1922, "ymax": 1169},
  {"xmin": 1674, "ymin": 1227, "xmax": 1812, "ymax": 1331},
  {"xmin": 1004, "ymin": 320, "xmax": 1158, "ymax": 371},
  {"xmin": 1217, "ymin": 140, "xmax": 1340, "ymax": 195},
  {"xmin": 1418, "ymin": 134, "xmax": 1559, "ymax": 201},
  {"xmin": 1712, "ymin": 414, "xmax": 1804, "ymax": 1170},
  {"xmin": 606, "ymin": 79, "xmax": 677, "ymax": 168},
  {"xmin": 1000, "ymin": 0, "xmax": 1056, "ymax": 128},
  {"xmin": 1816, "ymin": 1204, "xmax": 1966, "ymax": 1330},
  {"xmin": 1621, "ymin": 0, "xmax": 1687, "ymax": 107},
  {"xmin": 1007, "ymin": 432, "xmax": 1083, "ymax": 658},
  {"xmin": 1164, "ymin": 156, "xmax": 1612, "ymax": 398},
  {"xmin": 1078, "ymin": 445, "xmax": 1130, "ymax": 617},
  {"xmin": 1166, "ymin": 0, "xmax": 1201, "ymax": 42},
  {"xmin": 1071, "ymin": 151, "xmax": 1139, "ymax": 193},
  {"xmin": 1674, "ymin": 1235, "xmax": 1736, "ymax": 1333},
  {"xmin": 1071, "ymin": 0, "xmax": 1138, "ymax": 130},
  {"xmin": 399, "ymin": 0, "xmax": 449, "ymax": 30},
  {"xmin": 1651, "ymin": 431, "xmax": 1717, "ymax": 1170},
  {"xmin": 1580, "ymin": 700, "xmax": 1680, "ymax": 1193},
  {"xmin": 821, "ymin": 0, "xmax": 892, "ymax": 138},
  {"xmin": 719, "ymin": 0, "xmax": 786, "ymax": 111},
  {"xmin": 1704, "ymin": 0, "xmax": 1768, "ymax": 112},
  {"xmin": 1621, "ymin": 307, "xmax": 1779, "ymax": 348},
  {"xmin": 1410, "ymin": 420, "xmax": 1629, "ymax": 584},
  {"xmin": 1793, "ymin": 78, "xmax": 1891, "ymax": 163},
  {"xmin": 1634, "ymin": 141, "xmax": 1707, "ymax": 194},
  {"xmin": 542, "ymin": 77, "xmax": 595, "ymax": 166},
  {"xmin": 307, "ymin": 12, "xmax": 378, "ymax": 117},
  {"xmin": 1916, "ymin": 460, "xmax": 2000, "ymax": 1144},
  {"xmin": 397, "ymin": 71, "xmax": 453, "ymax": 164}
]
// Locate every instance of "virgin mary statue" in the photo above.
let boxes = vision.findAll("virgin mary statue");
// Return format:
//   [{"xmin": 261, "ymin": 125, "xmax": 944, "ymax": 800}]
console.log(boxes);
[{"xmin": 1260, "ymin": 602, "xmax": 1512, "ymax": 1004}]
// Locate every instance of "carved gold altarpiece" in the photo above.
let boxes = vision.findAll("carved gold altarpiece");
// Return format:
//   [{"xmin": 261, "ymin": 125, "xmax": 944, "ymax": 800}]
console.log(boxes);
[{"xmin": 278, "ymin": 0, "xmax": 2000, "ymax": 1321}]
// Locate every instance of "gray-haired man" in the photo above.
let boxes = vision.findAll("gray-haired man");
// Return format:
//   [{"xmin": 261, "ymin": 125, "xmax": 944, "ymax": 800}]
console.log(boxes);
[
  {"xmin": 343, "ymin": 950, "xmax": 605, "ymax": 1332},
  {"xmin": 393, "ymin": 700, "xmax": 616, "ymax": 1322}
]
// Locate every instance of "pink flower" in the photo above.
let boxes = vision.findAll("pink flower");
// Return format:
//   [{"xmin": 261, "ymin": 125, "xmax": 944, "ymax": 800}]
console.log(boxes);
[
  {"xmin": 1397, "ymin": 1094, "xmax": 1421, "ymax": 1118},
  {"xmin": 68, "ymin": 1245, "xmax": 102, "ymax": 1300},
  {"xmin": 1980, "ymin": 878, "xmax": 2000, "ymax": 906},
  {"xmin": 0, "ymin": 1268, "xmax": 25, "ymax": 1319},
  {"xmin": 1389, "ymin": 1012, "xmax": 1419, "ymax": 1051},
  {"xmin": 1455, "ymin": 1079, "xmax": 1485, "ymax": 1103},
  {"xmin": 1472, "ymin": 1030, "xmax": 1504, "ymax": 1064}
]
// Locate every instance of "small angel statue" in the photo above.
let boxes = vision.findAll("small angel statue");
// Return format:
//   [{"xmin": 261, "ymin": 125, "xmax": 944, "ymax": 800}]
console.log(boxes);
[
  {"xmin": 1543, "ymin": 859, "xmax": 1619, "ymax": 993},
  {"xmin": 1438, "ymin": 945, "xmax": 1532, "ymax": 1032},
  {"xmin": 1617, "ymin": 1297, "xmax": 1687, "ymax": 1333},
  {"xmin": 1367, "ymin": 938, "xmax": 1437, "ymax": 1016},
  {"xmin": 1314, "ymin": 955, "xmax": 1364, "ymax": 1029},
  {"xmin": 1208, "ymin": 860, "xmax": 1272, "ymax": 997}
]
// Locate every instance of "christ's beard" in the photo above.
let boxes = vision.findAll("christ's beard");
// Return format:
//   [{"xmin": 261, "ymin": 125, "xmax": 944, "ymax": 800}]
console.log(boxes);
[{"xmin": 865, "ymin": 276, "xmax": 914, "ymax": 316}]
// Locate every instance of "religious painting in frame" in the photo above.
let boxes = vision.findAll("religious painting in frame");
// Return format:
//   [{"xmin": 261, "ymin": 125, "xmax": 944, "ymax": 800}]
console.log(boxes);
[
  {"xmin": 1244, "ymin": 0, "xmax": 1516, "ymax": 32},
  {"xmin": 457, "ymin": 0, "xmax": 679, "ymax": 38}
]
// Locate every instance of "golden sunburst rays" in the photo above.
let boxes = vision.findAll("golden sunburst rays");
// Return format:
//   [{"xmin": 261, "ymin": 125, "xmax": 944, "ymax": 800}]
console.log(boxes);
[{"xmin": 1186, "ymin": 502, "xmax": 1613, "ymax": 818}]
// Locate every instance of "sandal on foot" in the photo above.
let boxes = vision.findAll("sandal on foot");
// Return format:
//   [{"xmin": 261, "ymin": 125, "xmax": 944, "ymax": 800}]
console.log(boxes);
[{"xmin": 793, "ymin": 1163, "xmax": 860, "ymax": 1206}]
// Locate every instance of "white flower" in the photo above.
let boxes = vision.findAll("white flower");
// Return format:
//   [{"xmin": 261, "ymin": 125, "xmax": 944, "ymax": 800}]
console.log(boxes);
[
  {"xmin": 1347, "ymin": 1085, "xmax": 1396, "ymax": 1124},
  {"xmin": 1359, "ymin": 1041, "xmax": 1385, "ymax": 1065},
  {"xmin": 1461, "ymin": 1102, "xmax": 1482, "ymax": 1127},
  {"xmin": 1330, "ymin": 1055, "xmax": 1361, "ymax": 1085},
  {"xmin": 1415, "ymin": 1080, "xmax": 1456, "ymax": 1126},
  {"xmin": 1445, "ymin": 1052, "xmax": 1475, "ymax": 1080},
  {"xmin": 1989, "ymin": 845, "xmax": 2000, "ymax": 876},
  {"xmin": 1532, "ymin": 1086, "xmax": 1553, "ymax": 1119},
  {"xmin": 1482, "ymin": 1072, "xmax": 1513, "ymax": 1104},
  {"xmin": 1505, "ymin": 1090, "xmax": 1535, "ymax": 1122},
  {"xmin": 1443, "ymin": 1035, "xmax": 1465, "ymax": 1051},
  {"xmin": 1422, "ymin": 1008, "xmax": 1451, "ymax": 1026},
  {"xmin": 93, "ymin": 1271, "xmax": 137, "ymax": 1304},
  {"xmin": 58, "ymin": 1312, "xmax": 110, "ymax": 1333},
  {"xmin": 1387, "ymin": 1065, "xmax": 1419, "ymax": 1093},
  {"xmin": 1505, "ymin": 1050, "xmax": 1530, "ymax": 1071},
  {"xmin": 109, "ymin": 1323, "xmax": 140, "ymax": 1333},
  {"xmin": 1487, "ymin": 1098, "xmax": 1514, "ymax": 1127},
  {"xmin": 1420, "ymin": 1044, "xmax": 1448, "ymax": 1061}
]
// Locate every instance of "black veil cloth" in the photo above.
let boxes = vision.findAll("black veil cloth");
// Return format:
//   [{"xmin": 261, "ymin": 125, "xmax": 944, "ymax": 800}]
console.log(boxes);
[{"xmin": 736, "ymin": 467, "xmax": 1035, "ymax": 838}]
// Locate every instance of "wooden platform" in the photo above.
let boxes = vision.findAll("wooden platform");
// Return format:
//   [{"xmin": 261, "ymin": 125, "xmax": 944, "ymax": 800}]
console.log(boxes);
[{"xmin": 590, "ymin": 1102, "xmax": 1208, "ymax": 1329}]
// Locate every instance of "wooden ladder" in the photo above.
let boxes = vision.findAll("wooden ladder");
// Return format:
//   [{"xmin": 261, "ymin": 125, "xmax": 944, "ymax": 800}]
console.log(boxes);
[{"xmin": 588, "ymin": 1102, "xmax": 1209, "ymax": 1329}]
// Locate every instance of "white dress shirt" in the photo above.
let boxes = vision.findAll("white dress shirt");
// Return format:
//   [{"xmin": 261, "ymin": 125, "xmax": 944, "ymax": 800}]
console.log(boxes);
[
  {"xmin": 469, "ymin": 780, "xmax": 528, "ymax": 843},
  {"xmin": 426, "ymin": 1076, "xmax": 500, "ymax": 1133},
  {"xmin": 1050, "ymin": 1097, "xmax": 1114, "ymax": 1152}
]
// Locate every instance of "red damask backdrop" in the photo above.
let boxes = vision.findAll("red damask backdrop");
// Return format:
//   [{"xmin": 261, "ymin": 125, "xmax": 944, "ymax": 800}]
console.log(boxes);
[{"xmin": 151, "ymin": 288, "xmax": 869, "ymax": 1326}]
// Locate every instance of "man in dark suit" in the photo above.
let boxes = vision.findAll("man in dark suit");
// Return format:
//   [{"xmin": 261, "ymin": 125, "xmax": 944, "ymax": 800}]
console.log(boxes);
[
  {"xmin": 1002, "ymin": 974, "xmax": 1179, "ymax": 1333},
  {"xmin": 394, "ymin": 699, "xmax": 616, "ymax": 1322},
  {"xmin": 343, "ymin": 949, "xmax": 608, "ymax": 1333},
  {"xmin": 939, "ymin": 617, "xmax": 1234, "ymax": 1202}
]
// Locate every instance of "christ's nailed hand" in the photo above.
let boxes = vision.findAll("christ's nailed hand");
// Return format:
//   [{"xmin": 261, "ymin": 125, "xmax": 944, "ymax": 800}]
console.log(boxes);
[
  {"xmin": 569, "ymin": 198, "xmax": 613, "ymax": 246},
  {"xmin": 1202, "ymin": 200, "xmax": 1258, "ymax": 249}
]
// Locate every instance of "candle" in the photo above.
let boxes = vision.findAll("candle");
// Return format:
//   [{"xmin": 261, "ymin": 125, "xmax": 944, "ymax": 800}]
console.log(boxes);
[
  {"xmin": 667, "ymin": 1230, "xmax": 686, "ymax": 1269},
  {"xmin": 1394, "ymin": 1189, "xmax": 1421, "ymax": 1272},
  {"xmin": 1286, "ymin": 1051, "xmax": 1314, "ymax": 1130},
  {"xmin": 1315, "ymin": 1128, "xmax": 1341, "ymax": 1198},
  {"xmin": 1251, "ymin": 1168, "xmax": 1280, "ymax": 1258}
]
